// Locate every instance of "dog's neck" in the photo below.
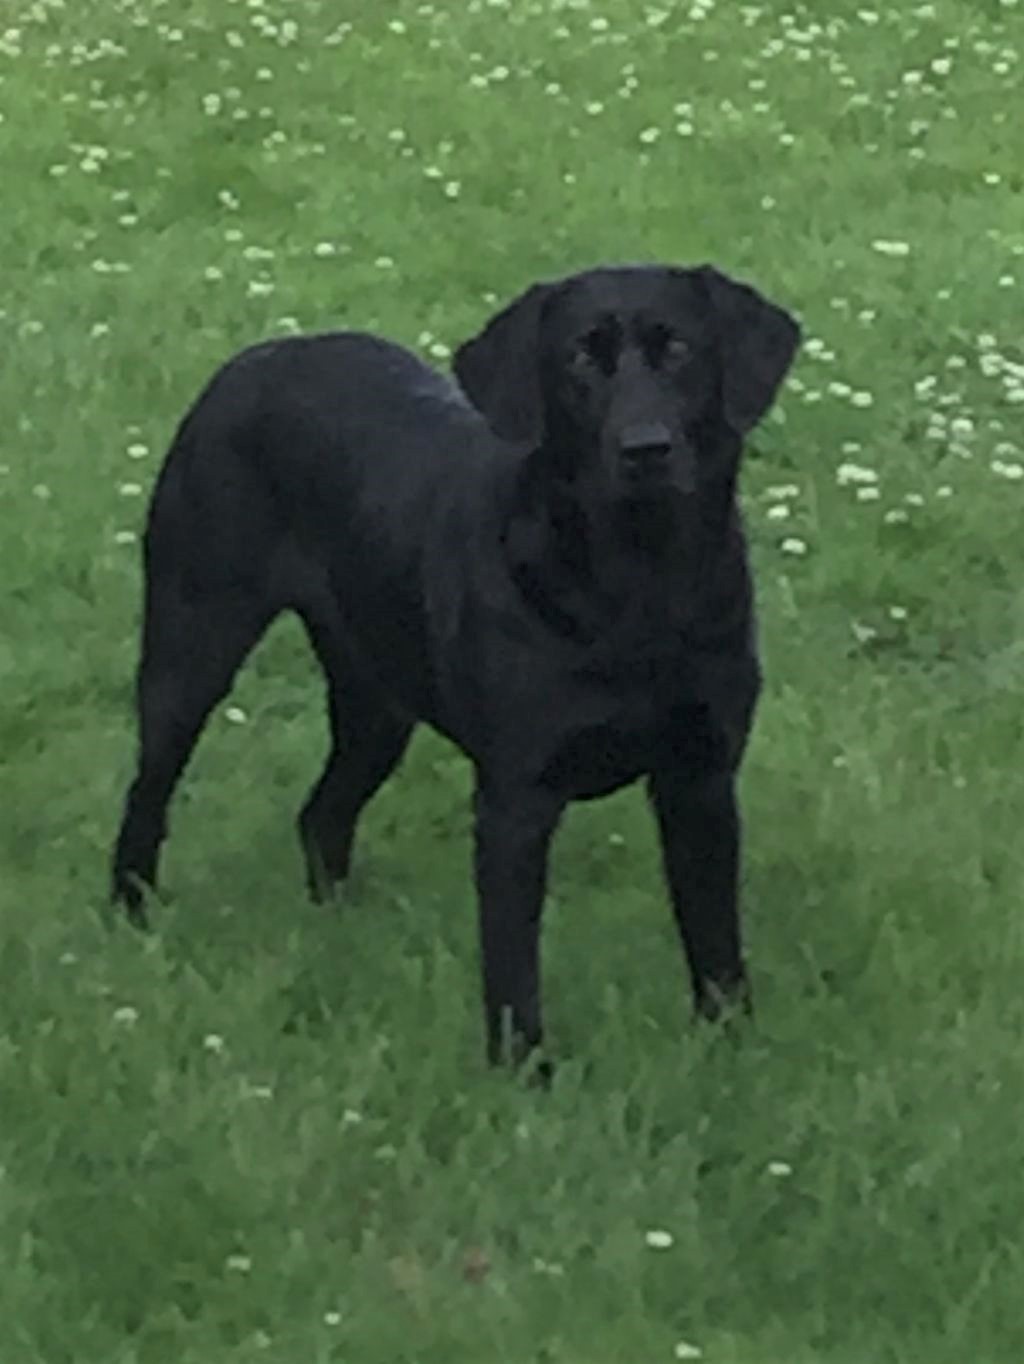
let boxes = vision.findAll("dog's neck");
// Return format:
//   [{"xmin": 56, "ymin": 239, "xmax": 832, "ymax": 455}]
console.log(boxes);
[{"xmin": 500, "ymin": 440, "xmax": 744, "ymax": 647}]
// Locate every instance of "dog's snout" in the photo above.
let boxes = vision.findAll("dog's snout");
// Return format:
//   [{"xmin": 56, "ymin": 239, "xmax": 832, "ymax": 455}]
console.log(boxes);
[
  {"xmin": 620, "ymin": 422, "xmax": 672, "ymax": 464},
  {"xmin": 619, "ymin": 423, "xmax": 672, "ymax": 478}
]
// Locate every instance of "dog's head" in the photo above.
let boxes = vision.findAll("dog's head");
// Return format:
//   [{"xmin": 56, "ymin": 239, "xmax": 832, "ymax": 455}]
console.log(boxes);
[{"xmin": 454, "ymin": 264, "xmax": 800, "ymax": 503}]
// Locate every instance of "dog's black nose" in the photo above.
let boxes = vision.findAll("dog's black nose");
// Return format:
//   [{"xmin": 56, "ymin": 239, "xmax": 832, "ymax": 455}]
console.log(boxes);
[{"xmin": 620, "ymin": 423, "xmax": 672, "ymax": 469}]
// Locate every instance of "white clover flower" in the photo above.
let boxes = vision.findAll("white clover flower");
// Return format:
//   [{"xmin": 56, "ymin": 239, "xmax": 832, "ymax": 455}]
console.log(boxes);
[
  {"xmin": 531, "ymin": 1256, "xmax": 566, "ymax": 1276},
  {"xmin": 871, "ymin": 239, "xmax": 910, "ymax": 257},
  {"xmin": 837, "ymin": 462, "xmax": 878, "ymax": 486},
  {"xmin": 645, "ymin": 1229, "xmax": 674, "ymax": 1249},
  {"xmin": 241, "ymin": 1081, "xmax": 274, "ymax": 1100}
]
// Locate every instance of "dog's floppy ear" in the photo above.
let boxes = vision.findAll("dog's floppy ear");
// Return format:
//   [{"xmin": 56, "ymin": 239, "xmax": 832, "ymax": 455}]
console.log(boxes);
[
  {"xmin": 697, "ymin": 265, "xmax": 801, "ymax": 435},
  {"xmin": 453, "ymin": 282, "xmax": 554, "ymax": 444}
]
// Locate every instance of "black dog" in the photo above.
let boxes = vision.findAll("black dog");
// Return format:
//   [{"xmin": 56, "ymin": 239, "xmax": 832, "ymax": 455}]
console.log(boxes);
[{"xmin": 112, "ymin": 264, "xmax": 800, "ymax": 1069}]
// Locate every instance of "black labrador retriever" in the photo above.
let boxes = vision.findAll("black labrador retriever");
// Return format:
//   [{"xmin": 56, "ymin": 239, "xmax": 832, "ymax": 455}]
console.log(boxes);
[{"xmin": 112, "ymin": 263, "xmax": 800, "ymax": 1070}]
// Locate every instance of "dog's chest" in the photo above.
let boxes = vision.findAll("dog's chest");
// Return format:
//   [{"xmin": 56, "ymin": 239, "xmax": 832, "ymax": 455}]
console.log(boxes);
[{"xmin": 538, "ymin": 661, "xmax": 730, "ymax": 800}]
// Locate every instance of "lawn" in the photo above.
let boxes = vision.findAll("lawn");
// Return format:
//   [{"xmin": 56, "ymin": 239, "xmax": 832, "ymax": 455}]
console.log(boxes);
[{"xmin": 2, "ymin": 0, "xmax": 1023, "ymax": 1360}]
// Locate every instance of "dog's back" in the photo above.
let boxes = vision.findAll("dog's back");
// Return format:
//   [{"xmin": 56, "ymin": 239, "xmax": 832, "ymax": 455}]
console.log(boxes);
[
  {"xmin": 155, "ymin": 332, "xmax": 484, "ymax": 519},
  {"xmin": 145, "ymin": 332, "xmax": 495, "ymax": 621}
]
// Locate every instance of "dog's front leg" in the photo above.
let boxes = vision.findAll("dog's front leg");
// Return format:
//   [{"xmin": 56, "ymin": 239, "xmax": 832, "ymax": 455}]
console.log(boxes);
[
  {"xmin": 648, "ymin": 768, "xmax": 752, "ymax": 1021},
  {"xmin": 473, "ymin": 778, "xmax": 562, "ymax": 1071}
]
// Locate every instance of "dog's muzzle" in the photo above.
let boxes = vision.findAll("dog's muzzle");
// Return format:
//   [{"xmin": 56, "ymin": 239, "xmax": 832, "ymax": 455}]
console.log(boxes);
[{"xmin": 618, "ymin": 423, "xmax": 692, "ymax": 494}]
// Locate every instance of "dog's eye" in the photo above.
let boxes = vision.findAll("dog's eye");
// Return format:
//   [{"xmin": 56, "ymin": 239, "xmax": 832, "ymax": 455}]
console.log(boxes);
[
  {"xmin": 569, "ymin": 340, "xmax": 595, "ymax": 372},
  {"xmin": 663, "ymin": 336, "xmax": 691, "ymax": 364},
  {"xmin": 569, "ymin": 326, "xmax": 618, "ymax": 377},
  {"xmin": 650, "ymin": 327, "xmax": 690, "ymax": 367}
]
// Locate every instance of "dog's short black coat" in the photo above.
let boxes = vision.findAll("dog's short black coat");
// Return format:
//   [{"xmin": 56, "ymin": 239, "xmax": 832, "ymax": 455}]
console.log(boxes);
[{"xmin": 112, "ymin": 263, "xmax": 800, "ymax": 1070}]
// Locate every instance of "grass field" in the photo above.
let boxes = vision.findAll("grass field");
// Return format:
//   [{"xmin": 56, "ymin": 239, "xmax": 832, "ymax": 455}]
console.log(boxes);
[{"xmin": 2, "ymin": 0, "xmax": 1024, "ymax": 1360}]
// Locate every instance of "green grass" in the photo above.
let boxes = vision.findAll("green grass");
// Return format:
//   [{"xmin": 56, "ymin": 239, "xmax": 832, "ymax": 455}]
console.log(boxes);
[{"xmin": 2, "ymin": 0, "xmax": 1024, "ymax": 1359}]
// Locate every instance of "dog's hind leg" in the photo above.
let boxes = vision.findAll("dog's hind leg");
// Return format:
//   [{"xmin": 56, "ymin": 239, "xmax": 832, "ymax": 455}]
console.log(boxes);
[
  {"xmin": 296, "ymin": 611, "xmax": 413, "ymax": 902},
  {"xmin": 112, "ymin": 580, "xmax": 272, "ymax": 924}
]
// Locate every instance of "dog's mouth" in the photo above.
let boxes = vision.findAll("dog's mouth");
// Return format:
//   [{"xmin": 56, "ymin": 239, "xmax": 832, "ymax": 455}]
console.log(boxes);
[
  {"xmin": 618, "ymin": 453, "xmax": 695, "ymax": 501},
  {"xmin": 622, "ymin": 444, "xmax": 669, "ymax": 483}
]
